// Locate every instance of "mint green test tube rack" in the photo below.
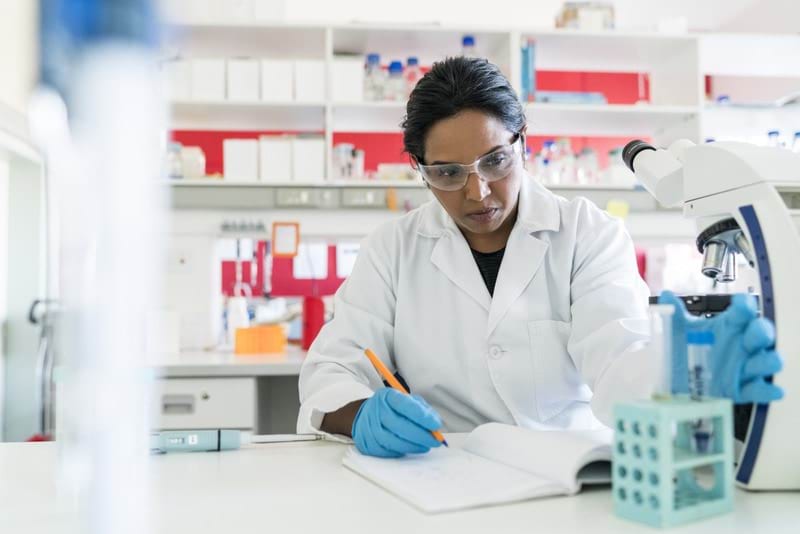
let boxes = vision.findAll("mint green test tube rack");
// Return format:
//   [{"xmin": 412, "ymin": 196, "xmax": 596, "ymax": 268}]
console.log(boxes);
[{"xmin": 612, "ymin": 396, "xmax": 734, "ymax": 528}]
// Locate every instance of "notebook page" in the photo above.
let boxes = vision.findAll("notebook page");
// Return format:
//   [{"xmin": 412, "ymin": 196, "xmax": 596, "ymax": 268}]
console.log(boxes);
[
  {"xmin": 343, "ymin": 446, "xmax": 563, "ymax": 514},
  {"xmin": 463, "ymin": 423, "xmax": 612, "ymax": 492}
]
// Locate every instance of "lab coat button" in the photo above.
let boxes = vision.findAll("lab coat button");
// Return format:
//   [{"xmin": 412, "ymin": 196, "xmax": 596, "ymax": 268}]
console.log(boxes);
[{"xmin": 488, "ymin": 345, "xmax": 504, "ymax": 360}]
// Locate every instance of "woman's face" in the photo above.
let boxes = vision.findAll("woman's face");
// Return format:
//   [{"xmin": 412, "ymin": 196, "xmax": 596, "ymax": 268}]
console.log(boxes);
[{"xmin": 421, "ymin": 110, "xmax": 524, "ymax": 247}]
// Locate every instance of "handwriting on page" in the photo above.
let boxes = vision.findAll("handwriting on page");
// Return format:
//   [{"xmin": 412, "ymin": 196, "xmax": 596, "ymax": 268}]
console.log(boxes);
[{"xmin": 345, "ymin": 447, "xmax": 556, "ymax": 513}]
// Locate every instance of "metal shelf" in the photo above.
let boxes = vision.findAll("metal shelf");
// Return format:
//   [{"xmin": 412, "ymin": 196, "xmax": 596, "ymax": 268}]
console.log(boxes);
[
  {"xmin": 169, "ymin": 178, "xmax": 424, "ymax": 188},
  {"xmin": 166, "ymin": 179, "xmax": 674, "ymax": 213}
]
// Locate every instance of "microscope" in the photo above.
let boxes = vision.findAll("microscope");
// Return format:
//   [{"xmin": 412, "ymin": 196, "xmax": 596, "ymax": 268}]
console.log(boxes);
[{"xmin": 623, "ymin": 139, "xmax": 800, "ymax": 490}]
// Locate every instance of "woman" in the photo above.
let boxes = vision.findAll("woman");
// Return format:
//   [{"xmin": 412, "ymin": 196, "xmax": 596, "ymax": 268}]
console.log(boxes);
[{"xmin": 297, "ymin": 57, "xmax": 782, "ymax": 458}]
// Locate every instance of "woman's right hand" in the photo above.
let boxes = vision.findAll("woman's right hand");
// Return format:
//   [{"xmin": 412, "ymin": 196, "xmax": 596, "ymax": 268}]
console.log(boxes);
[{"xmin": 351, "ymin": 388, "xmax": 444, "ymax": 458}]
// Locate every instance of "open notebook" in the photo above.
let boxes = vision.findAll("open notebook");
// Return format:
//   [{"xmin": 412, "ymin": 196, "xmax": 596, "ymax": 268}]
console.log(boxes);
[{"xmin": 343, "ymin": 422, "xmax": 612, "ymax": 513}]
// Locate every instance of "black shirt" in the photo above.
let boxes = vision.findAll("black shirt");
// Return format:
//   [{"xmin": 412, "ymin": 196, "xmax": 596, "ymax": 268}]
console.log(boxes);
[{"xmin": 470, "ymin": 247, "xmax": 506, "ymax": 296}]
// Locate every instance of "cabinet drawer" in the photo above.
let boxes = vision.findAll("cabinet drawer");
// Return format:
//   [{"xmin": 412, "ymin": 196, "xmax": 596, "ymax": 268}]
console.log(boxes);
[{"xmin": 153, "ymin": 378, "xmax": 255, "ymax": 430}]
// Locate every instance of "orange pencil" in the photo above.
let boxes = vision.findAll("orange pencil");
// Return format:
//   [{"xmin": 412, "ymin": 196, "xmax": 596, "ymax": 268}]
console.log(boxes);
[{"xmin": 363, "ymin": 348, "xmax": 448, "ymax": 447}]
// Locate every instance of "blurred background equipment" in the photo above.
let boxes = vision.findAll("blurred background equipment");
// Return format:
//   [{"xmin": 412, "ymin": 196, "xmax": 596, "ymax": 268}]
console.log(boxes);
[{"xmin": 26, "ymin": 0, "xmax": 168, "ymax": 533}]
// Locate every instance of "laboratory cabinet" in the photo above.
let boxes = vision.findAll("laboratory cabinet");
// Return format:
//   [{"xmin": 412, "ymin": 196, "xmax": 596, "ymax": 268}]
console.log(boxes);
[
  {"xmin": 152, "ymin": 375, "xmax": 301, "ymax": 434},
  {"xmin": 154, "ymin": 377, "xmax": 256, "ymax": 430}
]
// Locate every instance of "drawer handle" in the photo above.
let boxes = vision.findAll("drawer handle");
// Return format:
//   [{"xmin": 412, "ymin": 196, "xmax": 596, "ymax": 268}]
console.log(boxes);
[{"xmin": 162, "ymin": 394, "xmax": 195, "ymax": 415}]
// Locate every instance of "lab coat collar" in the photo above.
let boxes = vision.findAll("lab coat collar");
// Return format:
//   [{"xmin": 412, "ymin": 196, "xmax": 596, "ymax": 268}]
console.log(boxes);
[
  {"xmin": 487, "ymin": 177, "xmax": 560, "ymax": 335},
  {"xmin": 421, "ymin": 175, "xmax": 561, "ymax": 321}
]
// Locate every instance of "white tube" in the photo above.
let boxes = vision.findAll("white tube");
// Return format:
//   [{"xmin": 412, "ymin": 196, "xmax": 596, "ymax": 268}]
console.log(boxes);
[{"xmin": 53, "ymin": 43, "xmax": 167, "ymax": 534}]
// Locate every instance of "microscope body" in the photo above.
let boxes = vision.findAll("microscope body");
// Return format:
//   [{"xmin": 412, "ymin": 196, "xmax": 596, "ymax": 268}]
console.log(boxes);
[{"xmin": 626, "ymin": 140, "xmax": 800, "ymax": 490}]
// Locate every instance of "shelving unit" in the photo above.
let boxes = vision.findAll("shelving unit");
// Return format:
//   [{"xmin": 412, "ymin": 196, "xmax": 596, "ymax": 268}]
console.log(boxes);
[
  {"xmin": 167, "ymin": 21, "xmax": 705, "ymax": 139},
  {"xmin": 163, "ymin": 18, "xmax": 799, "ymax": 229}
]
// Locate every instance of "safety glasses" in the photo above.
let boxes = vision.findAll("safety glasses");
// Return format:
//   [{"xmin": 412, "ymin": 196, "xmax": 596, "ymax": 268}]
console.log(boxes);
[{"xmin": 416, "ymin": 133, "xmax": 524, "ymax": 192}]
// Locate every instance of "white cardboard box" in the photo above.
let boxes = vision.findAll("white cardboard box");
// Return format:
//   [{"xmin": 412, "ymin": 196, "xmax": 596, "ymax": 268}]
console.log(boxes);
[
  {"xmin": 223, "ymin": 139, "xmax": 259, "ymax": 181},
  {"xmin": 163, "ymin": 58, "xmax": 191, "ymax": 100},
  {"xmin": 191, "ymin": 59, "xmax": 226, "ymax": 101},
  {"xmin": 293, "ymin": 60, "xmax": 326, "ymax": 102},
  {"xmin": 331, "ymin": 58, "xmax": 364, "ymax": 102},
  {"xmin": 292, "ymin": 137, "xmax": 326, "ymax": 182},
  {"xmin": 260, "ymin": 59, "xmax": 294, "ymax": 102},
  {"xmin": 227, "ymin": 59, "xmax": 260, "ymax": 101},
  {"xmin": 259, "ymin": 136, "xmax": 293, "ymax": 182}
]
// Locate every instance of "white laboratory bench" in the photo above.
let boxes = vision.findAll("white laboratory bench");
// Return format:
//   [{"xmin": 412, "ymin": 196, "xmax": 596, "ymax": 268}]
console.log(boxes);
[
  {"xmin": 154, "ymin": 345, "xmax": 306, "ymax": 378},
  {"xmin": 1, "ymin": 439, "xmax": 798, "ymax": 534},
  {"xmin": 150, "ymin": 346, "xmax": 306, "ymax": 435}
]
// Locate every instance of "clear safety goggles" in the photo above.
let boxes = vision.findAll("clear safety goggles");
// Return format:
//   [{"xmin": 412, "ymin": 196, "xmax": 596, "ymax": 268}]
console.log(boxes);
[{"xmin": 416, "ymin": 134, "xmax": 523, "ymax": 192}]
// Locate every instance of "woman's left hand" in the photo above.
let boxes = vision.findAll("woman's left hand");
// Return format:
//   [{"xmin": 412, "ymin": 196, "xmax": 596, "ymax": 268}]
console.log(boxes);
[{"xmin": 659, "ymin": 291, "xmax": 784, "ymax": 403}]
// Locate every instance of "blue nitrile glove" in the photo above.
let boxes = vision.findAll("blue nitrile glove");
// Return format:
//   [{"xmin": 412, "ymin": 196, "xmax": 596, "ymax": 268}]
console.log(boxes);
[
  {"xmin": 351, "ymin": 388, "xmax": 444, "ymax": 458},
  {"xmin": 658, "ymin": 291, "xmax": 784, "ymax": 403}
]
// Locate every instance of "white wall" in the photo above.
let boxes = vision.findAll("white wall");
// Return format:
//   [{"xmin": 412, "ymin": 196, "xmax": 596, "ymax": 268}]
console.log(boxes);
[
  {"xmin": 0, "ymin": 0, "xmax": 37, "ymax": 112},
  {"xmin": 720, "ymin": 0, "xmax": 800, "ymax": 32},
  {"xmin": 0, "ymin": 158, "xmax": 9, "ymax": 436},
  {"xmin": 0, "ymin": 154, "xmax": 44, "ymax": 442}
]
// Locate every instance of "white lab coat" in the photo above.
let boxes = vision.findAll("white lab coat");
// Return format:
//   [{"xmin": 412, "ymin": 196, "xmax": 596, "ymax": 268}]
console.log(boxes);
[{"xmin": 297, "ymin": 175, "xmax": 655, "ymax": 437}]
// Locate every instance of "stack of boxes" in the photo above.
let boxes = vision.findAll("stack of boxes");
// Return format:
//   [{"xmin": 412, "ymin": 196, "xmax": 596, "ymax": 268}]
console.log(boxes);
[
  {"xmin": 164, "ymin": 57, "xmax": 328, "ymax": 182},
  {"xmin": 162, "ymin": 57, "xmax": 326, "ymax": 104},
  {"xmin": 162, "ymin": 49, "xmax": 367, "ymax": 183},
  {"xmin": 223, "ymin": 136, "xmax": 325, "ymax": 183}
]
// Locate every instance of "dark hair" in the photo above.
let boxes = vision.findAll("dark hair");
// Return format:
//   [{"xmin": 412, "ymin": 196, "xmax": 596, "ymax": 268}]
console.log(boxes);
[{"xmin": 401, "ymin": 56, "xmax": 526, "ymax": 164}]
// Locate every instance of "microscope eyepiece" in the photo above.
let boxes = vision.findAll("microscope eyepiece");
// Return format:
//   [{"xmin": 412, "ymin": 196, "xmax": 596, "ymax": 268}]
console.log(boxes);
[{"xmin": 622, "ymin": 140, "xmax": 656, "ymax": 173}]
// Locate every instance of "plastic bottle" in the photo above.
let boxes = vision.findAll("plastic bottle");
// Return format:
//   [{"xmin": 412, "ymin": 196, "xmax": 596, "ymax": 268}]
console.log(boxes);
[
  {"xmin": 767, "ymin": 129, "xmax": 781, "ymax": 148},
  {"xmin": 166, "ymin": 142, "xmax": 183, "ymax": 179},
  {"xmin": 540, "ymin": 140, "xmax": 557, "ymax": 184},
  {"xmin": 792, "ymin": 131, "xmax": 800, "ymax": 153},
  {"xmin": 687, "ymin": 330, "xmax": 715, "ymax": 454},
  {"xmin": 405, "ymin": 56, "xmax": 422, "ymax": 98},
  {"xmin": 462, "ymin": 35, "xmax": 477, "ymax": 57},
  {"xmin": 539, "ymin": 158, "xmax": 550, "ymax": 183},
  {"xmin": 576, "ymin": 147, "xmax": 599, "ymax": 185},
  {"xmin": 556, "ymin": 138, "xmax": 576, "ymax": 185},
  {"xmin": 387, "ymin": 60, "xmax": 405, "ymax": 101},
  {"xmin": 364, "ymin": 53, "xmax": 384, "ymax": 101},
  {"xmin": 352, "ymin": 149, "xmax": 365, "ymax": 178}
]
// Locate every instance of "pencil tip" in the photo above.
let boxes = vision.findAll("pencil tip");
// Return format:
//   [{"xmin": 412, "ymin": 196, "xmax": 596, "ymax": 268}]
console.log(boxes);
[{"xmin": 442, "ymin": 440, "xmax": 449, "ymax": 448}]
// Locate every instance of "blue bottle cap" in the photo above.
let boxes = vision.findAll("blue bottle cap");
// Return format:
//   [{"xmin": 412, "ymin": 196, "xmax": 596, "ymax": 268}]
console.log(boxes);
[
  {"xmin": 407, "ymin": 56, "xmax": 419, "ymax": 66},
  {"xmin": 687, "ymin": 331, "xmax": 715, "ymax": 345},
  {"xmin": 794, "ymin": 131, "xmax": 800, "ymax": 137},
  {"xmin": 543, "ymin": 140, "xmax": 555, "ymax": 147},
  {"xmin": 366, "ymin": 53, "xmax": 380, "ymax": 64},
  {"xmin": 388, "ymin": 60, "xmax": 403, "ymax": 73},
  {"xmin": 768, "ymin": 130, "xmax": 780, "ymax": 136},
  {"xmin": 462, "ymin": 35, "xmax": 475, "ymax": 47},
  {"xmin": 704, "ymin": 137, "xmax": 715, "ymax": 143},
  {"xmin": 716, "ymin": 95, "xmax": 731, "ymax": 103}
]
